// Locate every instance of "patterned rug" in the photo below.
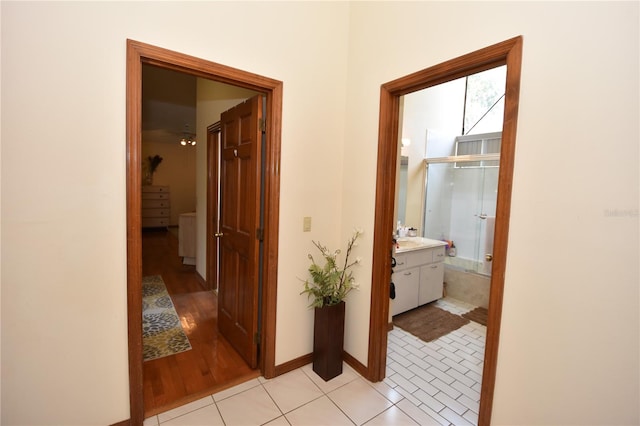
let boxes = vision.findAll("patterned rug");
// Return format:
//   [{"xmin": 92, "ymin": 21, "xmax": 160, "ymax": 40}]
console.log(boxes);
[{"xmin": 143, "ymin": 275, "xmax": 192, "ymax": 361}]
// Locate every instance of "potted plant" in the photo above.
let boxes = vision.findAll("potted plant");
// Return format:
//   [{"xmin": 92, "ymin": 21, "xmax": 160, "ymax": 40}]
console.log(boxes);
[
  {"xmin": 301, "ymin": 229, "xmax": 362, "ymax": 381},
  {"xmin": 142, "ymin": 154, "xmax": 163, "ymax": 185}
]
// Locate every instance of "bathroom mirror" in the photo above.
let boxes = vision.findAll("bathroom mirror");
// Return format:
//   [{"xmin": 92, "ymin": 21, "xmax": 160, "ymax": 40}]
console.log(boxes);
[{"xmin": 396, "ymin": 155, "xmax": 408, "ymax": 225}]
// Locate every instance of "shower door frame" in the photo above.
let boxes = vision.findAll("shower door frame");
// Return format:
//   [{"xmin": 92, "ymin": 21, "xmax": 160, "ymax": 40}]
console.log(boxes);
[{"xmin": 423, "ymin": 152, "xmax": 500, "ymax": 276}]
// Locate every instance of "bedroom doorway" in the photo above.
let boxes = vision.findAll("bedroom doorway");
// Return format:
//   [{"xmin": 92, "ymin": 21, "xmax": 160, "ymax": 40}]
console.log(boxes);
[{"xmin": 126, "ymin": 40, "xmax": 283, "ymax": 424}]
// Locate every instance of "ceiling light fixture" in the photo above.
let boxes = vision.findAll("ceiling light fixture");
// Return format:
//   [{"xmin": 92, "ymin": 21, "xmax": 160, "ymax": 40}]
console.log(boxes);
[{"xmin": 179, "ymin": 124, "xmax": 196, "ymax": 146}]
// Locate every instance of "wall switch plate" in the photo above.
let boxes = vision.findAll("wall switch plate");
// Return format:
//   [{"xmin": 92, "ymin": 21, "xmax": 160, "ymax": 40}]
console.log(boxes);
[{"xmin": 303, "ymin": 216, "xmax": 312, "ymax": 232}]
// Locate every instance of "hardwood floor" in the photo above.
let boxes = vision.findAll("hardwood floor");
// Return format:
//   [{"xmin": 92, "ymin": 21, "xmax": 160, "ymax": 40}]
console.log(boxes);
[{"xmin": 142, "ymin": 229, "xmax": 260, "ymax": 417}]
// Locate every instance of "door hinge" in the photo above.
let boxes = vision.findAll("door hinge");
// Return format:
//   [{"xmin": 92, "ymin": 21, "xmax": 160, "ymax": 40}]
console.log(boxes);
[
  {"xmin": 254, "ymin": 332, "xmax": 261, "ymax": 344},
  {"xmin": 259, "ymin": 118, "xmax": 266, "ymax": 133},
  {"xmin": 256, "ymin": 228, "xmax": 264, "ymax": 241}
]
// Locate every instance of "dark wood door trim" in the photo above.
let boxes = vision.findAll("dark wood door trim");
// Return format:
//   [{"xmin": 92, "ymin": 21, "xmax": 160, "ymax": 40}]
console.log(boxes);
[
  {"xmin": 207, "ymin": 122, "xmax": 221, "ymax": 292},
  {"xmin": 126, "ymin": 39, "xmax": 282, "ymax": 425},
  {"xmin": 367, "ymin": 36, "xmax": 523, "ymax": 426}
]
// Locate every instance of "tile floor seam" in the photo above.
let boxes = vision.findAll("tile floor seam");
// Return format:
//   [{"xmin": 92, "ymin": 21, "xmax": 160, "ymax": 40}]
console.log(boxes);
[
  {"xmin": 323, "ymin": 393, "xmax": 359, "ymax": 426},
  {"xmin": 258, "ymin": 381, "xmax": 288, "ymax": 420},
  {"xmin": 156, "ymin": 396, "xmax": 216, "ymax": 424}
]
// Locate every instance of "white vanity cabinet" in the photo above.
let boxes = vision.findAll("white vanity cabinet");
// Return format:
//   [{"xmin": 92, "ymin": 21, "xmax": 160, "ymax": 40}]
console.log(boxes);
[
  {"xmin": 391, "ymin": 254, "xmax": 419, "ymax": 316},
  {"xmin": 392, "ymin": 241, "xmax": 446, "ymax": 316}
]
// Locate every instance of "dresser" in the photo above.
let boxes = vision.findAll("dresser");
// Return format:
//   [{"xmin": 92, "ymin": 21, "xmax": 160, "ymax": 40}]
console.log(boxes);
[{"xmin": 141, "ymin": 185, "xmax": 171, "ymax": 228}]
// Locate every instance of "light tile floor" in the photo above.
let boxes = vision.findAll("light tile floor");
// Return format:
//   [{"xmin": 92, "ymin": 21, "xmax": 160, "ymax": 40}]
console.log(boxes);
[{"xmin": 144, "ymin": 297, "xmax": 486, "ymax": 426}]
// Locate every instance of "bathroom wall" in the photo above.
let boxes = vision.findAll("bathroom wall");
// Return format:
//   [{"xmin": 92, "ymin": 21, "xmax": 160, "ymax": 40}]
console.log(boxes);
[{"xmin": 400, "ymin": 79, "xmax": 464, "ymax": 234}]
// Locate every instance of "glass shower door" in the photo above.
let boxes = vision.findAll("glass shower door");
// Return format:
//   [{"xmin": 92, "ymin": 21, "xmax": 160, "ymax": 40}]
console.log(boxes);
[{"xmin": 423, "ymin": 161, "xmax": 499, "ymax": 276}]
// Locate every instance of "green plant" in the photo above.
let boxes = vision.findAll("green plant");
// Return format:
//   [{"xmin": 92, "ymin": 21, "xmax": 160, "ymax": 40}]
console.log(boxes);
[
  {"xmin": 301, "ymin": 229, "xmax": 362, "ymax": 308},
  {"xmin": 147, "ymin": 155, "xmax": 163, "ymax": 173}
]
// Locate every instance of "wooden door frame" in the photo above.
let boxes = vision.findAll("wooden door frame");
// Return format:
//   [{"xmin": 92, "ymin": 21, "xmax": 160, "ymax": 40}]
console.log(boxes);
[
  {"xmin": 126, "ymin": 39, "xmax": 282, "ymax": 424},
  {"xmin": 206, "ymin": 122, "xmax": 221, "ymax": 292},
  {"xmin": 367, "ymin": 36, "xmax": 522, "ymax": 426}
]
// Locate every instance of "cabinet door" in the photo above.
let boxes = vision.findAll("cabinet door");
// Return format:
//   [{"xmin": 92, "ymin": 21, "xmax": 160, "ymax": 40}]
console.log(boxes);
[
  {"xmin": 391, "ymin": 266, "xmax": 420, "ymax": 316},
  {"xmin": 419, "ymin": 263, "xmax": 444, "ymax": 305}
]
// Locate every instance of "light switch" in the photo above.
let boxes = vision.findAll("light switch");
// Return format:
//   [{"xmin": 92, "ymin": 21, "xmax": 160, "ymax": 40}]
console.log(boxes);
[{"xmin": 303, "ymin": 216, "xmax": 312, "ymax": 232}]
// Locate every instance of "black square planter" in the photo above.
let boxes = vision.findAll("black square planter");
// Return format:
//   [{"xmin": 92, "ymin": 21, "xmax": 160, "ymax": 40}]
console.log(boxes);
[{"xmin": 312, "ymin": 301, "xmax": 345, "ymax": 381}]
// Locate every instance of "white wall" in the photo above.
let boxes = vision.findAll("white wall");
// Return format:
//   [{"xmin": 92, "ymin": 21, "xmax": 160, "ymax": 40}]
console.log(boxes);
[
  {"xmin": 1, "ymin": 1, "xmax": 638, "ymax": 425},
  {"xmin": 402, "ymin": 80, "xmax": 465, "ymax": 235},
  {"xmin": 344, "ymin": 2, "xmax": 638, "ymax": 425}
]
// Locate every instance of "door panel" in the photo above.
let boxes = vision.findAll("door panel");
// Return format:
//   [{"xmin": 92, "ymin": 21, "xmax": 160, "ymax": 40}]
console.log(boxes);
[{"xmin": 217, "ymin": 95, "xmax": 262, "ymax": 368}]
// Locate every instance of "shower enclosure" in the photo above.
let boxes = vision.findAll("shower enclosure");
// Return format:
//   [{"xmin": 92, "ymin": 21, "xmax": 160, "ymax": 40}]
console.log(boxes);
[{"xmin": 423, "ymin": 132, "xmax": 500, "ymax": 277}]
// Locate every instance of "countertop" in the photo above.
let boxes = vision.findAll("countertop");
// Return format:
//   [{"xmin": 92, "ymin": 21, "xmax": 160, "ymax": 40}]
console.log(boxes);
[{"xmin": 395, "ymin": 237, "xmax": 447, "ymax": 253}]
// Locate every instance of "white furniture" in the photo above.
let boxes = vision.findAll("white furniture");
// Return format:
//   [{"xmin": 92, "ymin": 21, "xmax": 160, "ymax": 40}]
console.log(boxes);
[
  {"xmin": 391, "ymin": 238, "xmax": 446, "ymax": 316},
  {"xmin": 141, "ymin": 185, "xmax": 171, "ymax": 228},
  {"xmin": 178, "ymin": 212, "xmax": 196, "ymax": 265}
]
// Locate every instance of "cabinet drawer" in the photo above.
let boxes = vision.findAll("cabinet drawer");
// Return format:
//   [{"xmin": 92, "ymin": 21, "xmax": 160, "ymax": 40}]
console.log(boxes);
[
  {"xmin": 142, "ymin": 208, "xmax": 170, "ymax": 218},
  {"xmin": 142, "ymin": 199, "xmax": 170, "ymax": 209},
  {"xmin": 142, "ymin": 185, "xmax": 169, "ymax": 193},
  {"xmin": 394, "ymin": 253, "xmax": 409, "ymax": 270},
  {"xmin": 431, "ymin": 246, "xmax": 446, "ymax": 263},
  {"xmin": 142, "ymin": 192, "xmax": 170, "ymax": 200},
  {"xmin": 142, "ymin": 217, "xmax": 169, "ymax": 228}
]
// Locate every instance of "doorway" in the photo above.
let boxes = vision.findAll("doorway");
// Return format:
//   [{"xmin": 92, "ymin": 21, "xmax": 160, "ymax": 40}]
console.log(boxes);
[
  {"xmin": 367, "ymin": 37, "xmax": 522, "ymax": 426},
  {"xmin": 126, "ymin": 40, "xmax": 283, "ymax": 424}
]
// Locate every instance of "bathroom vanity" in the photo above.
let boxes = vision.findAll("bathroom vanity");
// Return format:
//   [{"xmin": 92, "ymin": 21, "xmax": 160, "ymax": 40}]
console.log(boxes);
[{"xmin": 392, "ymin": 237, "xmax": 447, "ymax": 316}]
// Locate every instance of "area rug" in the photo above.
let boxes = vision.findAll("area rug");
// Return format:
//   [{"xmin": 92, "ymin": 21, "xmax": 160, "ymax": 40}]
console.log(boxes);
[
  {"xmin": 462, "ymin": 306, "xmax": 488, "ymax": 326},
  {"xmin": 143, "ymin": 275, "xmax": 192, "ymax": 361},
  {"xmin": 393, "ymin": 303, "xmax": 470, "ymax": 343}
]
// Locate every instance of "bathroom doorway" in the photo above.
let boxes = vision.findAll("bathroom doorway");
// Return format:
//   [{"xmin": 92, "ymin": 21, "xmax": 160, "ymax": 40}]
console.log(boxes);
[{"xmin": 368, "ymin": 36, "xmax": 523, "ymax": 426}]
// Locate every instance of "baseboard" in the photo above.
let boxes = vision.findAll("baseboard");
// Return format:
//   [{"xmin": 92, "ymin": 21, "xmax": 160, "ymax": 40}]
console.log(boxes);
[
  {"xmin": 195, "ymin": 270, "xmax": 207, "ymax": 291},
  {"xmin": 343, "ymin": 351, "xmax": 367, "ymax": 378},
  {"xmin": 274, "ymin": 350, "xmax": 368, "ymax": 382},
  {"xmin": 274, "ymin": 353, "xmax": 313, "ymax": 376},
  {"xmin": 388, "ymin": 321, "xmax": 394, "ymax": 331},
  {"xmin": 110, "ymin": 419, "xmax": 129, "ymax": 426}
]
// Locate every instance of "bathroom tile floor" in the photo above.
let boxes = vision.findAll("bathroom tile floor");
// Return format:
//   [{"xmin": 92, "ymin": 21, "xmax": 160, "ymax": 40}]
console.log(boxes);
[{"xmin": 144, "ymin": 297, "xmax": 486, "ymax": 426}]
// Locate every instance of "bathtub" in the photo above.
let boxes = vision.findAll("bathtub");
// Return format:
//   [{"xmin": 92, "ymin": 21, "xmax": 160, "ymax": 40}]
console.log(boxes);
[{"xmin": 443, "ymin": 256, "xmax": 490, "ymax": 309}]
